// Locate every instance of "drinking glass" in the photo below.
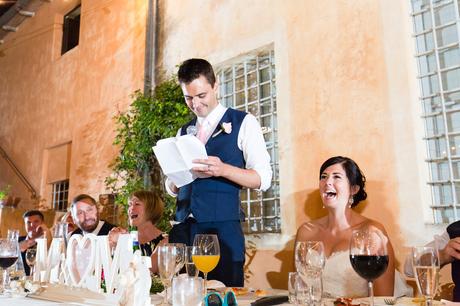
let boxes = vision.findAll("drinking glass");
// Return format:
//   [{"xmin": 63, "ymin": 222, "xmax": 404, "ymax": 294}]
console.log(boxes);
[
  {"xmin": 25, "ymin": 248, "xmax": 37, "ymax": 281},
  {"xmin": 294, "ymin": 241, "xmax": 325, "ymax": 273},
  {"xmin": 53, "ymin": 222, "xmax": 68, "ymax": 247},
  {"xmin": 296, "ymin": 269, "xmax": 322, "ymax": 306},
  {"xmin": 192, "ymin": 234, "xmax": 220, "ymax": 293},
  {"xmin": 170, "ymin": 243, "xmax": 185, "ymax": 276},
  {"xmin": 172, "ymin": 276, "xmax": 203, "ymax": 306},
  {"xmin": 0, "ymin": 238, "xmax": 19, "ymax": 294},
  {"xmin": 185, "ymin": 246, "xmax": 199, "ymax": 277},
  {"xmin": 412, "ymin": 246, "xmax": 440, "ymax": 306},
  {"xmin": 288, "ymin": 272, "xmax": 299, "ymax": 305},
  {"xmin": 349, "ymin": 227, "xmax": 389, "ymax": 306},
  {"xmin": 7, "ymin": 229, "xmax": 25, "ymax": 281},
  {"xmin": 157, "ymin": 245, "xmax": 178, "ymax": 305}
]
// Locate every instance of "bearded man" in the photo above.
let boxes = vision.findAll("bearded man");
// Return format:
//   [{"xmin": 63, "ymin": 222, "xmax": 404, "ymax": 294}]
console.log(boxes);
[{"xmin": 70, "ymin": 194, "xmax": 115, "ymax": 236}]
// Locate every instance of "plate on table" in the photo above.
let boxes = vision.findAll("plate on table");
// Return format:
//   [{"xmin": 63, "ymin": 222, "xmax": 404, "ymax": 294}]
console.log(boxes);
[{"xmin": 325, "ymin": 297, "xmax": 442, "ymax": 306}]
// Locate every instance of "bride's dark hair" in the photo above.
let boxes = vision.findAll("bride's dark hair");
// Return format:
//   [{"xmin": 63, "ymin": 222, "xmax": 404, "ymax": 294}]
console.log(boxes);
[{"xmin": 319, "ymin": 156, "xmax": 367, "ymax": 207}]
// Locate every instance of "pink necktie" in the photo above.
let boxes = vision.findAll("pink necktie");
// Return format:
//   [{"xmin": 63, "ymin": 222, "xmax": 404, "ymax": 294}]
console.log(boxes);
[{"xmin": 197, "ymin": 122, "xmax": 208, "ymax": 144}]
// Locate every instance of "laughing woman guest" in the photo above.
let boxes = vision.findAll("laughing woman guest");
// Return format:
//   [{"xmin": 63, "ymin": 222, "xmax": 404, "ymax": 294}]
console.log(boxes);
[
  {"xmin": 295, "ymin": 156, "xmax": 408, "ymax": 298},
  {"xmin": 109, "ymin": 190, "xmax": 168, "ymax": 274}
]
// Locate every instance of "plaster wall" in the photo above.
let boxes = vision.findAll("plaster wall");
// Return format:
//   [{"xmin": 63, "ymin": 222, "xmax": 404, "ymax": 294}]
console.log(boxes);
[
  {"xmin": 0, "ymin": 0, "xmax": 147, "ymax": 207},
  {"xmin": 158, "ymin": 0, "xmax": 444, "ymax": 289},
  {"xmin": 0, "ymin": 0, "xmax": 450, "ymax": 291}
]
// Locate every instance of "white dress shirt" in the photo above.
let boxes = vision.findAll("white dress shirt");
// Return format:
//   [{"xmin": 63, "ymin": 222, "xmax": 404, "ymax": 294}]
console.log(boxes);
[
  {"xmin": 403, "ymin": 231, "xmax": 449, "ymax": 277},
  {"xmin": 165, "ymin": 103, "xmax": 272, "ymax": 196}
]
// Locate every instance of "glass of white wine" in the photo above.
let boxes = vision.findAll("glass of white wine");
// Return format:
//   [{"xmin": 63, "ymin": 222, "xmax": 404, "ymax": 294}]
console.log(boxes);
[
  {"xmin": 412, "ymin": 246, "xmax": 440, "ymax": 306},
  {"xmin": 25, "ymin": 248, "xmax": 37, "ymax": 281}
]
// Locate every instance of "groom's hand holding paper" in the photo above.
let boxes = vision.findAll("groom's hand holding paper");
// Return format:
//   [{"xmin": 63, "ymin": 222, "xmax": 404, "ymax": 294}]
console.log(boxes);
[{"xmin": 152, "ymin": 134, "xmax": 208, "ymax": 188}]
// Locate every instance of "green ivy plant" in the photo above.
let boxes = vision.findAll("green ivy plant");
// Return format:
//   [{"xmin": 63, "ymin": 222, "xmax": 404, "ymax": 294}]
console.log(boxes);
[
  {"xmin": 105, "ymin": 77, "xmax": 192, "ymax": 231},
  {"xmin": 0, "ymin": 185, "xmax": 10, "ymax": 201}
]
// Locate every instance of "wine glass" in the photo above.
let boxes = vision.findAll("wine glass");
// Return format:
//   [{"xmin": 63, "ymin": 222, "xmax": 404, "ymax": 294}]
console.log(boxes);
[
  {"xmin": 170, "ymin": 243, "xmax": 185, "ymax": 275},
  {"xmin": 192, "ymin": 234, "xmax": 220, "ymax": 293},
  {"xmin": 349, "ymin": 227, "xmax": 389, "ymax": 306},
  {"xmin": 25, "ymin": 247, "xmax": 37, "ymax": 281},
  {"xmin": 185, "ymin": 246, "xmax": 199, "ymax": 277},
  {"xmin": 411, "ymin": 246, "xmax": 440, "ymax": 306},
  {"xmin": 157, "ymin": 245, "xmax": 178, "ymax": 305},
  {"xmin": 0, "ymin": 238, "xmax": 19, "ymax": 294},
  {"xmin": 294, "ymin": 240, "xmax": 325, "ymax": 273}
]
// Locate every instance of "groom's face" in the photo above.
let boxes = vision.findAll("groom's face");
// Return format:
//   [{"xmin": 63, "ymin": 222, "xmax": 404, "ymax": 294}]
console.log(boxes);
[{"xmin": 181, "ymin": 75, "xmax": 219, "ymax": 118}]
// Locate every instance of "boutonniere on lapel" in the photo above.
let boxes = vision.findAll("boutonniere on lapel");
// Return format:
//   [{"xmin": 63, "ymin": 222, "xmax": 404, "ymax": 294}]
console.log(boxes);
[{"xmin": 212, "ymin": 122, "xmax": 232, "ymax": 138}]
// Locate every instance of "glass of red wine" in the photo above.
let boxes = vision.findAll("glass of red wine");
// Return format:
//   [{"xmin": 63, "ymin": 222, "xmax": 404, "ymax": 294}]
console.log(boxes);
[
  {"xmin": 349, "ymin": 227, "xmax": 389, "ymax": 306},
  {"xmin": 0, "ymin": 238, "xmax": 19, "ymax": 294}
]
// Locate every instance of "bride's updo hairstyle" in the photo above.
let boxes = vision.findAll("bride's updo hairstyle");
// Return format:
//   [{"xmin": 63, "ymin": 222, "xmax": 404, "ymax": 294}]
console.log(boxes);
[{"xmin": 319, "ymin": 156, "xmax": 367, "ymax": 208}]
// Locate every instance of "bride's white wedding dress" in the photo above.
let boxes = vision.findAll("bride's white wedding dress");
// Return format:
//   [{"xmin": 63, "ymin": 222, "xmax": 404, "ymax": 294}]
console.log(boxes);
[{"xmin": 322, "ymin": 251, "xmax": 412, "ymax": 298}]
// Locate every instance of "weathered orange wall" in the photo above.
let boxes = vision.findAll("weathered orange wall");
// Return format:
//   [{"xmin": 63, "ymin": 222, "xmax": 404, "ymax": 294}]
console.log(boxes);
[
  {"xmin": 157, "ymin": 0, "xmax": 445, "ymax": 289},
  {"xmin": 0, "ymin": 0, "xmax": 147, "ymax": 210},
  {"xmin": 0, "ymin": 0, "xmax": 450, "ymax": 290}
]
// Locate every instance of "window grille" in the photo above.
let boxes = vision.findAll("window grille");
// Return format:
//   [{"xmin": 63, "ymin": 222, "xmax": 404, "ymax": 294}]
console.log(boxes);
[
  {"xmin": 52, "ymin": 179, "xmax": 69, "ymax": 211},
  {"xmin": 61, "ymin": 5, "xmax": 81, "ymax": 54},
  {"xmin": 216, "ymin": 47, "xmax": 280, "ymax": 233},
  {"xmin": 410, "ymin": 0, "xmax": 460, "ymax": 222}
]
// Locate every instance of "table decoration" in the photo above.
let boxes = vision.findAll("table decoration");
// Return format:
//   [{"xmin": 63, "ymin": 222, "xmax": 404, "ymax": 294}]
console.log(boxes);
[{"xmin": 30, "ymin": 232, "xmax": 152, "ymax": 306}]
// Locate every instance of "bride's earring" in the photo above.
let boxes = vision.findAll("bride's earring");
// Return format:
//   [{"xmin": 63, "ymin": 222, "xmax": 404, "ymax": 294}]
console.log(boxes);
[{"xmin": 348, "ymin": 197, "xmax": 354, "ymax": 208}]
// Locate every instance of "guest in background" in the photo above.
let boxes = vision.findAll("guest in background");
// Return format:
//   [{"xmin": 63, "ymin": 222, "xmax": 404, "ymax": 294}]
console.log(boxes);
[
  {"xmin": 19, "ymin": 210, "xmax": 51, "ymax": 275},
  {"xmin": 295, "ymin": 156, "xmax": 410, "ymax": 297},
  {"xmin": 109, "ymin": 190, "xmax": 167, "ymax": 274},
  {"xmin": 71, "ymin": 194, "xmax": 115, "ymax": 236}
]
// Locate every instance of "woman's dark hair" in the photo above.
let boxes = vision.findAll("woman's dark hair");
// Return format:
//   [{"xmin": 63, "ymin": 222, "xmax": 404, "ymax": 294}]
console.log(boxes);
[
  {"xmin": 319, "ymin": 156, "xmax": 367, "ymax": 207},
  {"xmin": 177, "ymin": 58, "xmax": 216, "ymax": 87}
]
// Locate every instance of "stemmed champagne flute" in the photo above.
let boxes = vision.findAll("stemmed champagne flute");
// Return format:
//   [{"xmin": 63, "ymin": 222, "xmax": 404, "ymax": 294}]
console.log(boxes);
[
  {"xmin": 25, "ymin": 248, "xmax": 37, "ymax": 281},
  {"xmin": 349, "ymin": 227, "xmax": 389, "ymax": 306},
  {"xmin": 192, "ymin": 234, "xmax": 220, "ymax": 293},
  {"xmin": 170, "ymin": 243, "xmax": 185, "ymax": 276},
  {"xmin": 412, "ymin": 246, "xmax": 440, "ymax": 306},
  {"xmin": 157, "ymin": 245, "xmax": 178, "ymax": 305},
  {"xmin": 0, "ymin": 238, "xmax": 19, "ymax": 294}
]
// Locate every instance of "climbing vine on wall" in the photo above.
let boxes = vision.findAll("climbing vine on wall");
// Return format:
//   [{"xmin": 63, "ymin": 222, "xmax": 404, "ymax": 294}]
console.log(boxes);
[{"xmin": 105, "ymin": 77, "xmax": 192, "ymax": 231}]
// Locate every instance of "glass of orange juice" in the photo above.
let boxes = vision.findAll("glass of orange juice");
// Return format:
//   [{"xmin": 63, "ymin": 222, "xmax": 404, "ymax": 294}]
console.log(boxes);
[{"xmin": 192, "ymin": 234, "xmax": 220, "ymax": 292}]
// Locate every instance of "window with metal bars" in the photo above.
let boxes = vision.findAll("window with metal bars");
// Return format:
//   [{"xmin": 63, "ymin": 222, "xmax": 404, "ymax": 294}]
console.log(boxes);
[
  {"xmin": 410, "ymin": 0, "xmax": 460, "ymax": 222},
  {"xmin": 52, "ymin": 179, "xmax": 69, "ymax": 211},
  {"xmin": 216, "ymin": 47, "xmax": 280, "ymax": 233}
]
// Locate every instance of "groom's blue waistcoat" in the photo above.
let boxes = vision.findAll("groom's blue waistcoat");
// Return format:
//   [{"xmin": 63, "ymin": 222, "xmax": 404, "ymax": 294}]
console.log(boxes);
[{"xmin": 175, "ymin": 108, "xmax": 247, "ymax": 223}]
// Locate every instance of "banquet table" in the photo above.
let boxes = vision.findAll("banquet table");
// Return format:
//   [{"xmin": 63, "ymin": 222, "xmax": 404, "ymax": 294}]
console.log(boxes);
[{"xmin": 0, "ymin": 295, "xmax": 447, "ymax": 306}]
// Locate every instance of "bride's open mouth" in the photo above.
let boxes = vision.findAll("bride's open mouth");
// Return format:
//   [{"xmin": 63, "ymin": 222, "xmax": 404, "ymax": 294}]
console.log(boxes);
[{"xmin": 324, "ymin": 191, "xmax": 337, "ymax": 199}]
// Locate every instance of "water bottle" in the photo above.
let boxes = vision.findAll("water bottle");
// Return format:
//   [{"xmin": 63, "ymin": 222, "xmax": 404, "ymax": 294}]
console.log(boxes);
[{"xmin": 130, "ymin": 230, "xmax": 140, "ymax": 253}]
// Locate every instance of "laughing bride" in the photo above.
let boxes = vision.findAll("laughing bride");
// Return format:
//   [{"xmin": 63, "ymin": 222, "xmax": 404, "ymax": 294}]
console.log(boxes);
[{"xmin": 295, "ymin": 156, "xmax": 411, "ymax": 298}]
